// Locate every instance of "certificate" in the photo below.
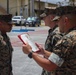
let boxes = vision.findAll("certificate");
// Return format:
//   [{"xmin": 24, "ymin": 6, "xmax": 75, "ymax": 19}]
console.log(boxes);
[{"xmin": 18, "ymin": 33, "xmax": 39, "ymax": 52}]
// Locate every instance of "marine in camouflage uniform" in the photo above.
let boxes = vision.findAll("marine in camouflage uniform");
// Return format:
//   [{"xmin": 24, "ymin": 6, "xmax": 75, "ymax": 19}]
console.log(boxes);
[
  {"xmin": 0, "ymin": 14, "xmax": 13, "ymax": 75},
  {"xmin": 45, "ymin": 26, "xmax": 62, "ymax": 52},
  {"xmin": 48, "ymin": 6, "xmax": 76, "ymax": 75},
  {"xmin": 42, "ymin": 27, "xmax": 63, "ymax": 75},
  {"xmin": 0, "ymin": 33, "xmax": 13, "ymax": 75},
  {"xmin": 52, "ymin": 28, "xmax": 76, "ymax": 75},
  {"xmin": 40, "ymin": 7, "xmax": 63, "ymax": 75}
]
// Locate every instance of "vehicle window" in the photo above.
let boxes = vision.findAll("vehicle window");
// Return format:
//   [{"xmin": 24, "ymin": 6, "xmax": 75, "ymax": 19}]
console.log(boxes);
[
  {"xmin": 13, "ymin": 17, "xmax": 20, "ymax": 19},
  {"xmin": 21, "ymin": 17, "xmax": 24, "ymax": 19},
  {"xmin": 27, "ymin": 17, "xmax": 32, "ymax": 21},
  {"xmin": 32, "ymin": 17, "xmax": 34, "ymax": 20}
]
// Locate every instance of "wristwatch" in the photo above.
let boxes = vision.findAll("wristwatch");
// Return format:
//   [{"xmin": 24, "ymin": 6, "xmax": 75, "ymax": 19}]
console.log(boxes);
[{"xmin": 28, "ymin": 51, "xmax": 34, "ymax": 58}]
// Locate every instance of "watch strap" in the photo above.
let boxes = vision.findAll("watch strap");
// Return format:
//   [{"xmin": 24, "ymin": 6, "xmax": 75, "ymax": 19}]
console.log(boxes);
[{"xmin": 28, "ymin": 51, "xmax": 34, "ymax": 58}]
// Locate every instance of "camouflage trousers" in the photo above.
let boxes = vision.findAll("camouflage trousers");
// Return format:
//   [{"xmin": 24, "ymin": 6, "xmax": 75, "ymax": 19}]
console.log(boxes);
[
  {"xmin": 41, "ymin": 69, "xmax": 55, "ymax": 75},
  {"xmin": 0, "ymin": 66, "xmax": 13, "ymax": 75},
  {"xmin": 0, "ymin": 71, "xmax": 13, "ymax": 75}
]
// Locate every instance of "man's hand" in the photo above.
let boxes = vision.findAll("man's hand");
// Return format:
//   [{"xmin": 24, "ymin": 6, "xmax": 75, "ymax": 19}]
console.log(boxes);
[
  {"xmin": 35, "ymin": 43, "xmax": 45, "ymax": 55},
  {"xmin": 22, "ymin": 43, "xmax": 32, "ymax": 54}
]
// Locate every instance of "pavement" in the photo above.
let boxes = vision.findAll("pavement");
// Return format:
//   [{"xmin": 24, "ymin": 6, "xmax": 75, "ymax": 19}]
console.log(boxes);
[{"xmin": 8, "ymin": 25, "xmax": 50, "ymax": 75}]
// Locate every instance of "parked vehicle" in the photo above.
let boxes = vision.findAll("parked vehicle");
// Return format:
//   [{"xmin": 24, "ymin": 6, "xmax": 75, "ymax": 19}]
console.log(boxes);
[
  {"xmin": 12, "ymin": 16, "xmax": 26, "ymax": 26},
  {"xmin": 25, "ymin": 17, "xmax": 32, "ymax": 26},
  {"xmin": 25, "ymin": 17, "xmax": 40, "ymax": 27}
]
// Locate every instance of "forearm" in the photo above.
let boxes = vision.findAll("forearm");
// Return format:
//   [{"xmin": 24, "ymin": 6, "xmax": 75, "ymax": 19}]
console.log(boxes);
[
  {"xmin": 22, "ymin": 44, "xmax": 58, "ymax": 71},
  {"xmin": 44, "ymin": 50, "xmax": 52, "ymax": 58},
  {"xmin": 32, "ymin": 52, "xmax": 57, "ymax": 71}
]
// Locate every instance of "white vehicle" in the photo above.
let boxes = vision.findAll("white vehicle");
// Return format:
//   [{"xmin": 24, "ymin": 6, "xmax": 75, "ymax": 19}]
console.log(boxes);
[{"xmin": 12, "ymin": 16, "xmax": 26, "ymax": 26}]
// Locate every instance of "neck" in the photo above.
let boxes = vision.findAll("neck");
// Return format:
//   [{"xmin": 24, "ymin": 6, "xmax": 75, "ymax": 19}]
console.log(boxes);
[
  {"xmin": 65, "ymin": 26, "xmax": 76, "ymax": 34},
  {"xmin": 1, "ymin": 31, "xmax": 6, "ymax": 35}
]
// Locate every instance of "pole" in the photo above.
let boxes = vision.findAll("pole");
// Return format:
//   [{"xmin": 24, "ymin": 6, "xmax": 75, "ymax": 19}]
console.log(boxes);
[
  {"xmin": 7, "ymin": 0, "xmax": 9, "ymax": 14},
  {"xmin": 32, "ymin": 0, "xmax": 34, "ymax": 16},
  {"xmin": 39, "ymin": 0, "xmax": 40, "ymax": 18},
  {"xmin": 28, "ymin": 0, "xmax": 30, "ymax": 16}
]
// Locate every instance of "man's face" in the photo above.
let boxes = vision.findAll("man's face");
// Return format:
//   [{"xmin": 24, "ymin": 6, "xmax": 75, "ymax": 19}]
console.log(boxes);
[
  {"xmin": 49, "ymin": 15, "xmax": 57, "ymax": 27},
  {"xmin": 0, "ymin": 21, "xmax": 13, "ymax": 33},
  {"xmin": 43, "ymin": 14, "xmax": 56, "ymax": 27},
  {"xmin": 57, "ymin": 16, "xmax": 65, "ymax": 33},
  {"xmin": 43, "ymin": 15, "xmax": 51, "ymax": 26}
]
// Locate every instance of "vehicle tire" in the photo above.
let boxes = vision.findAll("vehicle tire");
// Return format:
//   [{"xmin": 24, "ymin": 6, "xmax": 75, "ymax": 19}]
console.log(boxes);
[
  {"xmin": 38, "ymin": 24, "xmax": 40, "ymax": 27},
  {"xmin": 32, "ymin": 24, "xmax": 35, "ymax": 27},
  {"xmin": 16, "ymin": 24, "xmax": 19, "ymax": 26},
  {"xmin": 19, "ymin": 21, "xmax": 21, "ymax": 26},
  {"xmin": 32, "ymin": 22, "xmax": 35, "ymax": 27}
]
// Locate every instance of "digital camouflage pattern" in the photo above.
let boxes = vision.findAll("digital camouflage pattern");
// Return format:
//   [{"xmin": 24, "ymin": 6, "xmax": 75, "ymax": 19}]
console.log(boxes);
[
  {"xmin": 45, "ymin": 27, "xmax": 62, "ymax": 52},
  {"xmin": 41, "ymin": 27, "xmax": 63, "ymax": 75},
  {"xmin": 53, "ymin": 29, "xmax": 76, "ymax": 75},
  {"xmin": 0, "ymin": 33, "xmax": 13, "ymax": 75}
]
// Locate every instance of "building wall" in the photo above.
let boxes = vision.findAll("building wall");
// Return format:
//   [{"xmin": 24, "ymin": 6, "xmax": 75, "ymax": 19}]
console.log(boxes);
[
  {"xmin": 0, "ymin": 0, "xmax": 57, "ymax": 18},
  {"xmin": 9, "ymin": 0, "xmax": 17, "ymax": 16},
  {"xmin": 0, "ymin": 0, "xmax": 7, "ymax": 14},
  {"xmin": 69, "ymin": 0, "xmax": 76, "ymax": 6}
]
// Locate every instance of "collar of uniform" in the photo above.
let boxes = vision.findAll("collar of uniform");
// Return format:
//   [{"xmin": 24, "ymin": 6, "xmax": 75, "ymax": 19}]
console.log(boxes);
[
  {"xmin": 48, "ymin": 25, "xmax": 58, "ymax": 34},
  {"xmin": 52, "ymin": 25, "xmax": 58, "ymax": 30},
  {"xmin": 48, "ymin": 29, "xmax": 53, "ymax": 34},
  {"xmin": 65, "ymin": 27, "xmax": 76, "ymax": 35}
]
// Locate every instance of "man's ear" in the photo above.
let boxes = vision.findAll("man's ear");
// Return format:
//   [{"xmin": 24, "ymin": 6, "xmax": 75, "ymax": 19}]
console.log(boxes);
[
  {"xmin": 64, "ymin": 17, "xmax": 68, "ymax": 25},
  {"xmin": 0, "ymin": 22, "xmax": 2, "ymax": 28},
  {"xmin": 0, "ymin": 22, "xmax": 2, "ymax": 25}
]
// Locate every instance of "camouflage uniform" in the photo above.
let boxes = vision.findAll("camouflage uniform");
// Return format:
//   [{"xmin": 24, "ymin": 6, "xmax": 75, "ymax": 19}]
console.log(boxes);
[
  {"xmin": 0, "ymin": 33, "xmax": 13, "ymax": 75},
  {"xmin": 41, "ymin": 26, "xmax": 63, "ymax": 75},
  {"xmin": 52, "ymin": 28, "xmax": 76, "ymax": 75}
]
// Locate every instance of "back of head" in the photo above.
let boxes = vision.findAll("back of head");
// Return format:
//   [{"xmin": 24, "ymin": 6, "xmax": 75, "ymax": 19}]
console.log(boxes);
[
  {"xmin": 58, "ymin": 6, "xmax": 76, "ymax": 24},
  {"xmin": 0, "ymin": 7, "xmax": 12, "ymax": 23},
  {"xmin": 0, "ymin": 12, "xmax": 13, "ymax": 33},
  {"xmin": 0, "ymin": 14, "xmax": 12, "ymax": 23},
  {"xmin": 56, "ymin": 6, "xmax": 76, "ymax": 16},
  {"xmin": 57, "ymin": 6, "xmax": 76, "ymax": 33},
  {"xmin": 52, "ymin": 6, "xmax": 76, "ymax": 21}
]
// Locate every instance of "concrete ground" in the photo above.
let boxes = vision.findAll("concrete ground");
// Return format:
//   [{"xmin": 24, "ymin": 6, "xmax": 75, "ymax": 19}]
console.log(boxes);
[{"xmin": 8, "ymin": 25, "xmax": 49, "ymax": 75}]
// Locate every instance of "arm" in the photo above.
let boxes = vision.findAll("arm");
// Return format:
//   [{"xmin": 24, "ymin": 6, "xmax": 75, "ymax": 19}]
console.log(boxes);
[
  {"xmin": 31, "ymin": 52, "xmax": 58, "ymax": 71},
  {"xmin": 22, "ymin": 43, "xmax": 58, "ymax": 71}
]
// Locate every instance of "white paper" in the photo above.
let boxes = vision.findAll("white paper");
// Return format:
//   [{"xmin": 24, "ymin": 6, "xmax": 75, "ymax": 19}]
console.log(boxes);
[{"xmin": 18, "ymin": 34, "xmax": 39, "ymax": 52}]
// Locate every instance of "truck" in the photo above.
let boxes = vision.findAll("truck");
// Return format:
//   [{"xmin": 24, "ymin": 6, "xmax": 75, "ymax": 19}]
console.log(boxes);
[{"xmin": 12, "ymin": 16, "xmax": 26, "ymax": 26}]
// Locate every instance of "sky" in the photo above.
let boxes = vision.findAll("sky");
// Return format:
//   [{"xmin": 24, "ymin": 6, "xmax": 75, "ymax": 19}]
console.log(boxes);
[{"xmin": 40, "ymin": 0, "xmax": 69, "ymax": 4}]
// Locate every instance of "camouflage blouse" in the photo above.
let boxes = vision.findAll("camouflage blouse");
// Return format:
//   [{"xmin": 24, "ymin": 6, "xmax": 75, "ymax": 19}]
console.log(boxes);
[
  {"xmin": 53, "ymin": 30, "xmax": 76, "ymax": 75},
  {"xmin": 42, "ymin": 27, "xmax": 63, "ymax": 75},
  {"xmin": 45, "ymin": 27, "xmax": 62, "ymax": 52},
  {"xmin": 0, "ymin": 33, "xmax": 13, "ymax": 75}
]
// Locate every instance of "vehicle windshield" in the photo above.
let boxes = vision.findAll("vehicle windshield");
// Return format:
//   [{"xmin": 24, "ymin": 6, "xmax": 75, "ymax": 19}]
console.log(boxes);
[
  {"xmin": 32, "ymin": 17, "xmax": 35, "ymax": 21},
  {"xmin": 13, "ymin": 17, "xmax": 20, "ymax": 19},
  {"xmin": 27, "ymin": 17, "xmax": 32, "ymax": 21}
]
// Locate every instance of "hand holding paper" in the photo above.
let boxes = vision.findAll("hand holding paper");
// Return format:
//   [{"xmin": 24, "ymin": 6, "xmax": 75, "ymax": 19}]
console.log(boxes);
[{"xmin": 18, "ymin": 33, "xmax": 39, "ymax": 52}]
